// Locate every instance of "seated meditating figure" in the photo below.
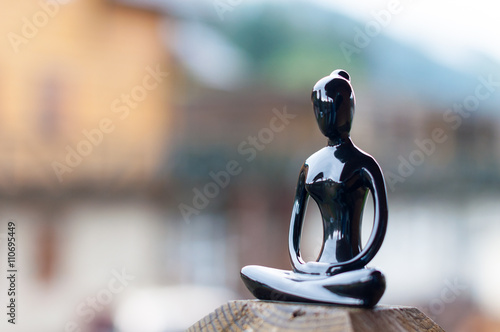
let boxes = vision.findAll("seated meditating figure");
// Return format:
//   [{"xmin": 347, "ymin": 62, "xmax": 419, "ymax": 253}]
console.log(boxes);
[{"xmin": 241, "ymin": 70, "xmax": 388, "ymax": 307}]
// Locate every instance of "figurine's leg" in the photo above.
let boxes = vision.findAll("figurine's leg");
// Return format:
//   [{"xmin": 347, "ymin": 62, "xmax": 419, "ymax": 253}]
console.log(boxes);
[
  {"xmin": 321, "ymin": 268, "xmax": 385, "ymax": 307},
  {"xmin": 241, "ymin": 265, "xmax": 385, "ymax": 307}
]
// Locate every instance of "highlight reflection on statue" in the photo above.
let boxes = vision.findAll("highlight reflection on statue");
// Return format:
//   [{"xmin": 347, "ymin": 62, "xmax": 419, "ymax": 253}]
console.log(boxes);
[{"xmin": 241, "ymin": 70, "xmax": 389, "ymax": 307}]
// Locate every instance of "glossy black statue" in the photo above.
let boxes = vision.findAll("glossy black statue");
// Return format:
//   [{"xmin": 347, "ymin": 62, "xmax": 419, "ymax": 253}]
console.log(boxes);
[{"xmin": 241, "ymin": 70, "xmax": 388, "ymax": 307}]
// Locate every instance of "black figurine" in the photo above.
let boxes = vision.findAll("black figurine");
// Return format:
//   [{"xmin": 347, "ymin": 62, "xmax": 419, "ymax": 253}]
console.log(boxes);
[{"xmin": 241, "ymin": 70, "xmax": 388, "ymax": 307}]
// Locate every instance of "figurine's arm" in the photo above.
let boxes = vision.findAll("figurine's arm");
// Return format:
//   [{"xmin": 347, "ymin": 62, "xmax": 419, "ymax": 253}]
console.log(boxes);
[
  {"xmin": 357, "ymin": 159, "xmax": 388, "ymax": 266},
  {"xmin": 288, "ymin": 164, "xmax": 308, "ymax": 271},
  {"xmin": 326, "ymin": 158, "xmax": 388, "ymax": 274}
]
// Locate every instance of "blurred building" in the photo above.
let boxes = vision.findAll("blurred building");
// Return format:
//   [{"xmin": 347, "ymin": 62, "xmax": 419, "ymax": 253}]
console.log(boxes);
[{"xmin": 0, "ymin": 1, "xmax": 174, "ymax": 331}]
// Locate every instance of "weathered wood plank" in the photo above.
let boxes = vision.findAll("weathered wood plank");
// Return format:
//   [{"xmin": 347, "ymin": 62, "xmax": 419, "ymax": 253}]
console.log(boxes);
[{"xmin": 188, "ymin": 300, "xmax": 445, "ymax": 332}]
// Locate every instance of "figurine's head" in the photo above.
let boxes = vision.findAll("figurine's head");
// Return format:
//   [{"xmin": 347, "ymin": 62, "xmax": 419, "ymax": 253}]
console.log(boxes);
[{"xmin": 311, "ymin": 69, "xmax": 355, "ymax": 142}]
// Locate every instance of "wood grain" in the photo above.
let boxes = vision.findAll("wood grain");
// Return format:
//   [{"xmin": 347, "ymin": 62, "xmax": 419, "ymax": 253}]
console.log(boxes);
[{"xmin": 188, "ymin": 300, "xmax": 445, "ymax": 332}]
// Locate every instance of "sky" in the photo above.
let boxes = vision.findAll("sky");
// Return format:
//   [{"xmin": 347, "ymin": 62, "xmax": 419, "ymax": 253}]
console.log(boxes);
[{"xmin": 312, "ymin": 0, "xmax": 500, "ymax": 69}]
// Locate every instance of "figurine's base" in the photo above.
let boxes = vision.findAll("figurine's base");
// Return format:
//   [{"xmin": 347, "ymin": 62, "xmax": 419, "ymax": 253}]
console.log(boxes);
[
  {"xmin": 241, "ymin": 265, "xmax": 385, "ymax": 307},
  {"xmin": 188, "ymin": 300, "xmax": 444, "ymax": 332}
]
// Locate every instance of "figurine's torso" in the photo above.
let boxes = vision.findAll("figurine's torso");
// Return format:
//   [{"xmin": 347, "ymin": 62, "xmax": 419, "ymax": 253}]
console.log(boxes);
[{"xmin": 304, "ymin": 144, "xmax": 369, "ymax": 264}]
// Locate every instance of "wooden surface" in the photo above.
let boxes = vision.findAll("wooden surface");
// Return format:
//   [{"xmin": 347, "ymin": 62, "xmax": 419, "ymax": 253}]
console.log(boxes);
[{"xmin": 188, "ymin": 300, "xmax": 445, "ymax": 332}]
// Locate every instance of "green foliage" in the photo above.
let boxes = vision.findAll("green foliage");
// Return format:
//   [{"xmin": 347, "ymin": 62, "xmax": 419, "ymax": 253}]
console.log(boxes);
[{"xmin": 209, "ymin": 2, "xmax": 367, "ymax": 91}]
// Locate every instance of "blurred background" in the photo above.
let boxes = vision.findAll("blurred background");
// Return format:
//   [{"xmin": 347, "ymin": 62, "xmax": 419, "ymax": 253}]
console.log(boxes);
[{"xmin": 0, "ymin": 0, "xmax": 499, "ymax": 331}]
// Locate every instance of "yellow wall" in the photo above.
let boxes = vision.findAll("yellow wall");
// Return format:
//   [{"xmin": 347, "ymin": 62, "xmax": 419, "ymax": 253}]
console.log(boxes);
[{"xmin": 0, "ymin": 0, "xmax": 171, "ymax": 190}]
